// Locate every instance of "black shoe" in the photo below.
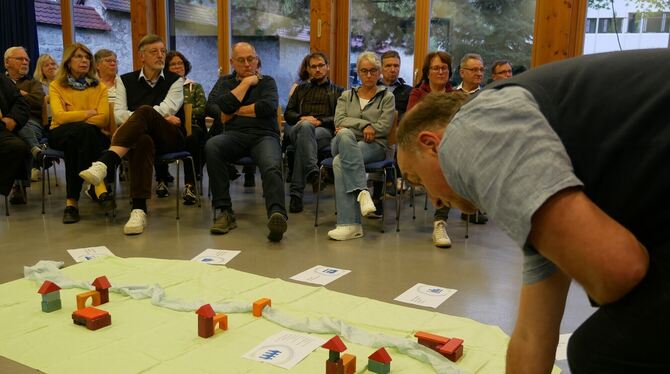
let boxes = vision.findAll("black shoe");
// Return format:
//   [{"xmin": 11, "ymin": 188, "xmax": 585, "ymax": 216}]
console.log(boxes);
[
  {"xmin": 156, "ymin": 181, "xmax": 169, "ymax": 198},
  {"xmin": 62, "ymin": 206, "xmax": 80, "ymax": 224},
  {"xmin": 97, "ymin": 191, "xmax": 116, "ymax": 212},
  {"xmin": 367, "ymin": 198, "xmax": 383, "ymax": 219},
  {"xmin": 267, "ymin": 212, "xmax": 287, "ymax": 242},
  {"xmin": 244, "ymin": 173, "xmax": 255, "ymax": 187},
  {"xmin": 228, "ymin": 164, "xmax": 241, "ymax": 181},
  {"xmin": 461, "ymin": 211, "xmax": 488, "ymax": 224},
  {"xmin": 182, "ymin": 184, "xmax": 197, "ymax": 205},
  {"xmin": 289, "ymin": 196, "xmax": 303, "ymax": 213},
  {"xmin": 9, "ymin": 184, "xmax": 26, "ymax": 205},
  {"xmin": 306, "ymin": 171, "xmax": 324, "ymax": 193}
]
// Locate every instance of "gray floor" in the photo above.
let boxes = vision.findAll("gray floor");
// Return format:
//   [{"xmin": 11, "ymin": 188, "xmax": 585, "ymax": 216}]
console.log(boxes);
[{"xmin": 0, "ymin": 165, "xmax": 593, "ymax": 373}]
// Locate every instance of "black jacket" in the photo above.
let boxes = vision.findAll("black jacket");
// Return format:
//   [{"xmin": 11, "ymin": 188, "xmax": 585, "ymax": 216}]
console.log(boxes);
[
  {"xmin": 0, "ymin": 74, "xmax": 29, "ymax": 133},
  {"xmin": 284, "ymin": 80, "xmax": 343, "ymax": 133}
]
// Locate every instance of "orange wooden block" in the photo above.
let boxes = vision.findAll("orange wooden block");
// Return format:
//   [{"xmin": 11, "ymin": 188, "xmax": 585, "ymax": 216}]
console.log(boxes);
[
  {"xmin": 341, "ymin": 353, "xmax": 356, "ymax": 374},
  {"xmin": 252, "ymin": 298, "xmax": 271, "ymax": 317},
  {"xmin": 213, "ymin": 313, "xmax": 228, "ymax": 331},
  {"xmin": 76, "ymin": 290, "xmax": 101, "ymax": 310}
]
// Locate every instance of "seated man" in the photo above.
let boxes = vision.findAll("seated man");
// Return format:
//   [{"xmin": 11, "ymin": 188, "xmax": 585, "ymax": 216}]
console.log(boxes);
[
  {"xmin": 205, "ymin": 42, "xmax": 287, "ymax": 241},
  {"xmin": 4, "ymin": 46, "xmax": 46, "ymax": 201},
  {"xmin": 0, "ymin": 74, "xmax": 30, "ymax": 197},
  {"xmin": 284, "ymin": 52, "xmax": 343, "ymax": 213},
  {"xmin": 79, "ymin": 34, "xmax": 185, "ymax": 235}
]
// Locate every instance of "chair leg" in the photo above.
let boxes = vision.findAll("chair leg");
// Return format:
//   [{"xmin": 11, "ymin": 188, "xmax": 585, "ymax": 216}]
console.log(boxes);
[
  {"xmin": 465, "ymin": 216, "xmax": 469, "ymax": 239},
  {"xmin": 411, "ymin": 183, "xmax": 416, "ymax": 220},
  {"xmin": 4, "ymin": 195, "xmax": 8, "ymax": 216},
  {"xmin": 187, "ymin": 156, "xmax": 202, "ymax": 208},
  {"xmin": 424, "ymin": 193, "xmax": 428, "ymax": 210},
  {"xmin": 394, "ymin": 169, "xmax": 400, "ymax": 232},
  {"xmin": 380, "ymin": 169, "xmax": 386, "ymax": 233},
  {"xmin": 314, "ymin": 166, "xmax": 323, "ymax": 227},
  {"xmin": 175, "ymin": 160, "xmax": 181, "ymax": 220}
]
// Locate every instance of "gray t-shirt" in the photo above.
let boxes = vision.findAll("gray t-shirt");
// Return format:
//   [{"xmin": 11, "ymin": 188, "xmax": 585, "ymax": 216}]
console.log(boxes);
[{"xmin": 439, "ymin": 86, "xmax": 584, "ymax": 283}]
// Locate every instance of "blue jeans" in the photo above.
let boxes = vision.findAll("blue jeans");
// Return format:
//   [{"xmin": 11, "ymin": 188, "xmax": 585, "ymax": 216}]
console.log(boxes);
[
  {"xmin": 331, "ymin": 128, "xmax": 386, "ymax": 224},
  {"xmin": 288, "ymin": 121, "xmax": 332, "ymax": 198},
  {"xmin": 205, "ymin": 131, "xmax": 286, "ymax": 218},
  {"xmin": 17, "ymin": 119, "xmax": 47, "ymax": 180}
]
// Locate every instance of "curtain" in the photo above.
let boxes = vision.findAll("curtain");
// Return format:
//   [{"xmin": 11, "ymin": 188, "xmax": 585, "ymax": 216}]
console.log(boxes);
[{"xmin": 0, "ymin": 0, "xmax": 40, "ymax": 75}]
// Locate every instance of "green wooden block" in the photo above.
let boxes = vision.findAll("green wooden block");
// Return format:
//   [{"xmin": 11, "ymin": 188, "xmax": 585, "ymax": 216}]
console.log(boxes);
[
  {"xmin": 368, "ymin": 359, "xmax": 390, "ymax": 374},
  {"xmin": 41, "ymin": 299, "xmax": 62, "ymax": 313},
  {"xmin": 42, "ymin": 291, "xmax": 61, "ymax": 302},
  {"xmin": 328, "ymin": 350, "xmax": 340, "ymax": 362}
]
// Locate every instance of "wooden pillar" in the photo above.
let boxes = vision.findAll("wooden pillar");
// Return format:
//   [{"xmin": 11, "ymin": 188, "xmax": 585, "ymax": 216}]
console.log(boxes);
[
  {"xmin": 60, "ymin": 0, "xmax": 75, "ymax": 48},
  {"xmin": 413, "ymin": 0, "xmax": 431, "ymax": 85},
  {"xmin": 310, "ymin": 0, "xmax": 336, "ymax": 81},
  {"xmin": 333, "ymin": 0, "xmax": 350, "ymax": 88},
  {"xmin": 217, "ymin": 0, "xmax": 232, "ymax": 76},
  {"xmin": 531, "ymin": 0, "xmax": 587, "ymax": 67},
  {"xmin": 155, "ymin": 0, "xmax": 168, "ymax": 45},
  {"xmin": 130, "ymin": 0, "xmax": 157, "ymax": 70}
]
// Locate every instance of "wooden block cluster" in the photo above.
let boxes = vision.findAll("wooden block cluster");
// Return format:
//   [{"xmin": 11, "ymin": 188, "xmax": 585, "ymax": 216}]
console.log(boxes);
[
  {"xmin": 415, "ymin": 331, "xmax": 464, "ymax": 362},
  {"xmin": 368, "ymin": 348, "xmax": 392, "ymax": 373},
  {"xmin": 72, "ymin": 307, "xmax": 111, "ymax": 330},
  {"xmin": 37, "ymin": 280, "xmax": 62, "ymax": 313},
  {"xmin": 196, "ymin": 304, "xmax": 228, "ymax": 338}
]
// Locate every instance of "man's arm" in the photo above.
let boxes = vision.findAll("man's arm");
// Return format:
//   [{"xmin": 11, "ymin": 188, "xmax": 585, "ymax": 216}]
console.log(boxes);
[
  {"xmin": 283, "ymin": 84, "xmax": 302, "ymax": 126},
  {"xmin": 2, "ymin": 77, "xmax": 29, "ymax": 131},
  {"xmin": 21, "ymin": 80, "xmax": 45, "ymax": 113},
  {"xmin": 154, "ymin": 77, "xmax": 184, "ymax": 117},
  {"xmin": 528, "ymin": 187, "xmax": 649, "ymax": 305},
  {"xmin": 507, "ymin": 270, "xmax": 570, "ymax": 374},
  {"xmin": 206, "ymin": 77, "xmax": 225, "ymax": 120},
  {"xmin": 114, "ymin": 78, "xmax": 132, "ymax": 124}
]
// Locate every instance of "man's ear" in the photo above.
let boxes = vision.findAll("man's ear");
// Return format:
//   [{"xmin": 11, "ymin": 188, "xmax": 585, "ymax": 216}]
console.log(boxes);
[{"xmin": 417, "ymin": 131, "xmax": 441, "ymax": 155}]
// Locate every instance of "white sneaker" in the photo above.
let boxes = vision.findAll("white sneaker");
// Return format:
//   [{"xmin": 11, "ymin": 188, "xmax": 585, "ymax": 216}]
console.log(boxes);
[
  {"xmin": 31, "ymin": 168, "xmax": 41, "ymax": 182},
  {"xmin": 357, "ymin": 190, "xmax": 376, "ymax": 217},
  {"xmin": 328, "ymin": 224, "xmax": 363, "ymax": 241},
  {"xmin": 123, "ymin": 209, "xmax": 147, "ymax": 235},
  {"xmin": 432, "ymin": 220, "xmax": 452, "ymax": 248},
  {"xmin": 79, "ymin": 161, "xmax": 107, "ymax": 186}
]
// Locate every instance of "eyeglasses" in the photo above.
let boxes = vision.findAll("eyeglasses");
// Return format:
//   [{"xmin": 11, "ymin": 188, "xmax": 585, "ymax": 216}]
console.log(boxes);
[
  {"xmin": 494, "ymin": 69, "xmax": 512, "ymax": 75},
  {"xmin": 429, "ymin": 65, "xmax": 449, "ymax": 73},
  {"xmin": 235, "ymin": 56, "xmax": 257, "ymax": 64},
  {"xmin": 359, "ymin": 68, "xmax": 379, "ymax": 76},
  {"xmin": 144, "ymin": 48, "xmax": 167, "ymax": 56},
  {"xmin": 102, "ymin": 58, "xmax": 117, "ymax": 64},
  {"xmin": 9, "ymin": 57, "xmax": 30, "ymax": 62},
  {"xmin": 169, "ymin": 60, "xmax": 184, "ymax": 67},
  {"xmin": 309, "ymin": 63, "xmax": 326, "ymax": 70},
  {"xmin": 462, "ymin": 67, "xmax": 485, "ymax": 73}
]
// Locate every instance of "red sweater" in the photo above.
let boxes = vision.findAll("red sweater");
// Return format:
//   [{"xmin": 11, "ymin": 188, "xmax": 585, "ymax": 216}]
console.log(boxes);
[{"xmin": 406, "ymin": 82, "xmax": 454, "ymax": 111}]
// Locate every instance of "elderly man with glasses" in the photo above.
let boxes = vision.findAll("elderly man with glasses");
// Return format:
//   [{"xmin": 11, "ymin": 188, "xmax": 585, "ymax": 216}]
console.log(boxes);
[
  {"xmin": 204, "ymin": 42, "xmax": 287, "ymax": 242},
  {"xmin": 456, "ymin": 53, "xmax": 485, "ymax": 94},
  {"xmin": 79, "ymin": 34, "xmax": 186, "ymax": 235}
]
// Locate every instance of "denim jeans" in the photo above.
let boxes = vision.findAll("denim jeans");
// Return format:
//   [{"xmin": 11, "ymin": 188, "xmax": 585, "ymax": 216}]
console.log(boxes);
[
  {"xmin": 288, "ymin": 120, "xmax": 332, "ymax": 198},
  {"xmin": 205, "ymin": 130, "xmax": 286, "ymax": 218},
  {"xmin": 17, "ymin": 119, "xmax": 47, "ymax": 178},
  {"xmin": 331, "ymin": 128, "xmax": 386, "ymax": 225}
]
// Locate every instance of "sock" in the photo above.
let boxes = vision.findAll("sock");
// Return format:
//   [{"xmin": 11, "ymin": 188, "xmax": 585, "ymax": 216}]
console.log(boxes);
[
  {"xmin": 94, "ymin": 182, "xmax": 108, "ymax": 197},
  {"xmin": 132, "ymin": 198, "xmax": 147, "ymax": 213},
  {"xmin": 66, "ymin": 198, "xmax": 78, "ymax": 207},
  {"xmin": 100, "ymin": 150, "xmax": 121, "ymax": 172}
]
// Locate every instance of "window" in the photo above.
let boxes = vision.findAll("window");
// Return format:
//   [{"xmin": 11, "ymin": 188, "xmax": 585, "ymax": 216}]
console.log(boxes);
[
  {"xmin": 586, "ymin": 17, "xmax": 598, "ymax": 33},
  {"xmin": 627, "ymin": 13, "xmax": 641, "ymax": 33},
  {"xmin": 170, "ymin": 0, "xmax": 219, "ymax": 97},
  {"xmin": 598, "ymin": 17, "xmax": 623, "ymax": 33},
  {"xmin": 350, "ymin": 0, "xmax": 415, "ymax": 87},
  {"xmin": 642, "ymin": 12, "xmax": 665, "ymax": 33},
  {"xmin": 430, "ymin": 0, "xmax": 536, "ymax": 84},
  {"xmin": 230, "ymin": 0, "xmax": 310, "ymax": 108}
]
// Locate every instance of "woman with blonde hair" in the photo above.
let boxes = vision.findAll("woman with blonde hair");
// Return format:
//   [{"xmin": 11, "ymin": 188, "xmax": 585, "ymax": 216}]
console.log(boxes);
[
  {"xmin": 48, "ymin": 43, "xmax": 110, "ymax": 224},
  {"xmin": 33, "ymin": 53, "xmax": 58, "ymax": 94}
]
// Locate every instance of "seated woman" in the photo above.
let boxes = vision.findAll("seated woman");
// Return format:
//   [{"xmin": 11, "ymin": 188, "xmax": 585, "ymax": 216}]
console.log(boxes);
[
  {"xmin": 160, "ymin": 50, "xmax": 205, "ymax": 205},
  {"xmin": 406, "ymin": 51, "xmax": 454, "ymax": 249},
  {"xmin": 328, "ymin": 51, "xmax": 395, "ymax": 240},
  {"xmin": 33, "ymin": 54, "xmax": 58, "ymax": 95},
  {"xmin": 94, "ymin": 49, "xmax": 119, "ymax": 100},
  {"xmin": 48, "ymin": 43, "xmax": 110, "ymax": 224}
]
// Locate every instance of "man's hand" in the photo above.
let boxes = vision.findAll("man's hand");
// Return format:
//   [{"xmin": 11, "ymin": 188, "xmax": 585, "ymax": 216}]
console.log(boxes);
[
  {"xmin": 164, "ymin": 115, "xmax": 181, "ymax": 127},
  {"xmin": 220, "ymin": 112, "xmax": 236, "ymax": 123},
  {"xmin": 1, "ymin": 117, "xmax": 17, "ymax": 131},
  {"xmin": 363, "ymin": 125, "xmax": 376, "ymax": 143},
  {"xmin": 241, "ymin": 75, "xmax": 259, "ymax": 87},
  {"xmin": 300, "ymin": 116, "xmax": 321, "ymax": 126}
]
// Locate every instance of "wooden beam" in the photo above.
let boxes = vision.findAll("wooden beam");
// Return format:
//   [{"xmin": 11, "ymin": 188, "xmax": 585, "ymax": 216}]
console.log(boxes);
[
  {"xmin": 130, "ymin": 0, "xmax": 157, "ymax": 70},
  {"xmin": 60, "ymin": 0, "xmax": 75, "ymax": 48},
  {"xmin": 155, "ymin": 0, "xmax": 168, "ymax": 45},
  {"xmin": 531, "ymin": 0, "xmax": 587, "ymax": 67},
  {"xmin": 333, "ymin": 0, "xmax": 350, "ymax": 88},
  {"xmin": 413, "ymin": 0, "xmax": 431, "ymax": 86},
  {"xmin": 217, "ymin": 0, "xmax": 232, "ymax": 76},
  {"xmin": 310, "ymin": 0, "xmax": 336, "ymax": 78}
]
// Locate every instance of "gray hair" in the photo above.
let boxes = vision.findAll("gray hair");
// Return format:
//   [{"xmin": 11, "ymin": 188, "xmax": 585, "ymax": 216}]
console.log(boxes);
[
  {"xmin": 94, "ymin": 49, "xmax": 116, "ymax": 65},
  {"xmin": 4, "ymin": 46, "xmax": 28, "ymax": 63},
  {"xmin": 357, "ymin": 51, "xmax": 381, "ymax": 71},
  {"xmin": 460, "ymin": 53, "xmax": 483, "ymax": 67}
]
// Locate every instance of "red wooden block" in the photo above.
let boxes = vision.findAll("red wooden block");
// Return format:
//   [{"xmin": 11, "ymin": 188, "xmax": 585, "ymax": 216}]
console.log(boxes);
[
  {"xmin": 414, "ymin": 331, "xmax": 449, "ymax": 350},
  {"xmin": 325, "ymin": 358, "xmax": 344, "ymax": 374},
  {"xmin": 322, "ymin": 335, "xmax": 347, "ymax": 352},
  {"xmin": 72, "ymin": 307, "xmax": 111, "ymax": 330},
  {"xmin": 438, "ymin": 338, "xmax": 464, "ymax": 362},
  {"xmin": 198, "ymin": 316, "xmax": 214, "ymax": 338},
  {"xmin": 37, "ymin": 280, "xmax": 61, "ymax": 294},
  {"xmin": 368, "ymin": 347, "xmax": 392, "ymax": 364}
]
